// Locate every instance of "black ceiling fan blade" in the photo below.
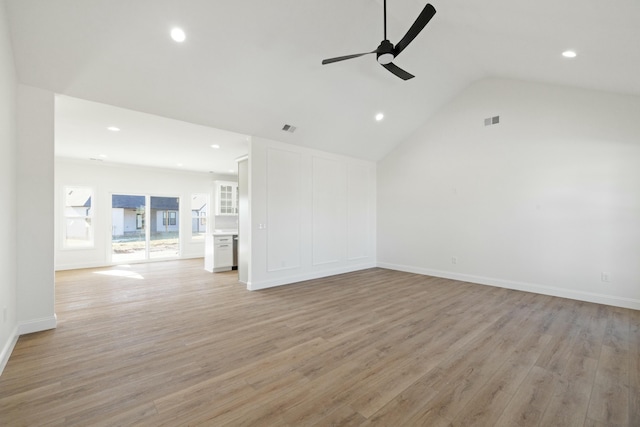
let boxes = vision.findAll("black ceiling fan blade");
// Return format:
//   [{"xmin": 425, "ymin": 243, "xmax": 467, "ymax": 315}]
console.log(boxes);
[
  {"xmin": 322, "ymin": 51, "xmax": 375, "ymax": 65},
  {"xmin": 393, "ymin": 3, "xmax": 436, "ymax": 57},
  {"xmin": 381, "ymin": 62, "xmax": 415, "ymax": 80}
]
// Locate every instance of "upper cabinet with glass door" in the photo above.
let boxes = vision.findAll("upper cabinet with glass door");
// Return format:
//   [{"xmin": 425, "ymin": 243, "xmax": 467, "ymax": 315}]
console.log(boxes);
[{"xmin": 215, "ymin": 181, "xmax": 239, "ymax": 215}]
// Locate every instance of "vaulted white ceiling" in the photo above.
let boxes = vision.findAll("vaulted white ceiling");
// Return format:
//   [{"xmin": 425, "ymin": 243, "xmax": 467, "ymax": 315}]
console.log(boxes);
[{"xmin": 6, "ymin": 0, "xmax": 640, "ymax": 168}]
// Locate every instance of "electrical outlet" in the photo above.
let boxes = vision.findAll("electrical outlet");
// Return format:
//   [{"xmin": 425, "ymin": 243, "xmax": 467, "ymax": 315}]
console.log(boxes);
[
  {"xmin": 451, "ymin": 257, "xmax": 458, "ymax": 265},
  {"xmin": 601, "ymin": 272, "xmax": 611, "ymax": 283}
]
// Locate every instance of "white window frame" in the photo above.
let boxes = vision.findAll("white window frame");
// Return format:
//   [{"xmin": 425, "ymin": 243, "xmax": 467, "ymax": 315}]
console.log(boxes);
[
  {"xmin": 62, "ymin": 185, "xmax": 95, "ymax": 249},
  {"xmin": 190, "ymin": 193, "xmax": 210, "ymax": 241}
]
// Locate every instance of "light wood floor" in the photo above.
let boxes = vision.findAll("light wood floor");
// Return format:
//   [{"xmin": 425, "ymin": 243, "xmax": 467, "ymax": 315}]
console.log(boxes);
[{"xmin": 0, "ymin": 260, "xmax": 638, "ymax": 426}]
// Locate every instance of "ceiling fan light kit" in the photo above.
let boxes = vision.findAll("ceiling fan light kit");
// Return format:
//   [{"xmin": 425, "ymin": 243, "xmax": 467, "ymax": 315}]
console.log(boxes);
[
  {"xmin": 322, "ymin": 0, "xmax": 436, "ymax": 80},
  {"xmin": 376, "ymin": 40, "xmax": 395, "ymax": 65}
]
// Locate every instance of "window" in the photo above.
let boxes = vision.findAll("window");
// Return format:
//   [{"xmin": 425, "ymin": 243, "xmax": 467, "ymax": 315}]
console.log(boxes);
[
  {"xmin": 162, "ymin": 211, "xmax": 177, "ymax": 226},
  {"xmin": 191, "ymin": 193, "xmax": 209, "ymax": 240},
  {"xmin": 150, "ymin": 197, "xmax": 180, "ymax": 259},
  {"xmin": 63, "ymin": 186, "xmax": 94, "ymax": 248},
  {"xmin": 112, "ymin": 194, "xmax": 146, "ymax": 262}
]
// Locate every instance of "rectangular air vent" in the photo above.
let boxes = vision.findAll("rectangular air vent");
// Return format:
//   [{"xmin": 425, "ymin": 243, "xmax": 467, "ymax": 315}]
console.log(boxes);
[
  {"xmin": 282, "ymin": 124, "xmax": 297, "ymax": 133},
  {"xmin": 484, "ymin": 116, "xmax": 500, "ymax": 126}
]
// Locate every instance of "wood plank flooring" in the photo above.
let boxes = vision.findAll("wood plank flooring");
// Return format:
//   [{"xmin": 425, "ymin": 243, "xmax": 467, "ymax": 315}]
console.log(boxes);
[{"xmin": 0, "ymin": 259, "xmax": 638, "ymax": 426}]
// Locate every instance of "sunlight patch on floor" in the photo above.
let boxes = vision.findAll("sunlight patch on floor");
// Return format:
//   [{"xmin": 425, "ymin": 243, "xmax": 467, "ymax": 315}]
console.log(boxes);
[{"xmin": 93, "ymin": 269, "xmax": 144, "ymax": 280}]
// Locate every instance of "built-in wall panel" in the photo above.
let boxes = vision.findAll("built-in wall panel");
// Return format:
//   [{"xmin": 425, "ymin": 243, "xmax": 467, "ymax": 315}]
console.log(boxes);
[
  {"xmin": 249, "ymin": 137, "xmax": 376, "ymax": 290},
  {"xmin": 312, "ymin": 156, "xmax": 347, "ymax": 266},
  {"xmin": 347, "ymin": 163, "xmax": 373, "ymax": 260},
  {"xmin": 266, "ymin": 148, "xmax": 303, "ymax": 272}
]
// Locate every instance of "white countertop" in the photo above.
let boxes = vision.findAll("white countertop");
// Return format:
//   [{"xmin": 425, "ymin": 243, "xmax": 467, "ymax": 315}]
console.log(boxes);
[{"xmin": 212, "ymin": 230, "xmax": 238, "ymax": 236}]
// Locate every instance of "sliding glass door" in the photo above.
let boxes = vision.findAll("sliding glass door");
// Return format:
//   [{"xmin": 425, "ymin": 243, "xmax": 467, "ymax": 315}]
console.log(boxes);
[
  {"xmin": 150, "ymin": 196, "xmax": 180, "ymax": 259},
  {"xmin": 111, "ymin": 194, "xmax": 146, "ymax": 262},
  {"xmin": 111, "ymin": 194, "xmax": 180, "ymax": 263}
]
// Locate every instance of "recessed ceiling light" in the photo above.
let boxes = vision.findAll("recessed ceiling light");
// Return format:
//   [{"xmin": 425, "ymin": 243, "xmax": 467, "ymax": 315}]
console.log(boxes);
[
  {"xmin": 177, "ymin": 163, "xmax": 183, "ymax": 167},
  {"xmin": 562, "ymin": 50, "xmax": 577, "ymax": 58},
  {"xmin": 228, "ymin": 169, "xmax": 234, "ymax": 173},
  {"xmin": 107, "ymin": 126, "xmax": 120, "ymax": 132},
  {"xmin": 375, "ymin": 113, "xmax": 384, "ymax": 121},
  {"xmin": 99, "ymin": 154, "xmax": 107, "ymax": 158},
  {"xmin": 171, "ymin": 28, "xmax": 186, "ymax": 43},
  {"xmin": 211, "ymin": 144, "xmax": 220, "ymax": 149}
]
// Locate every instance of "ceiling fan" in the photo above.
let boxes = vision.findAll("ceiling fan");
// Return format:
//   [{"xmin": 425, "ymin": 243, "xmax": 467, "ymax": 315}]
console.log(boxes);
[{"xmin": 322, "ymin": 1, "xmax": 436, "ymax": 80}]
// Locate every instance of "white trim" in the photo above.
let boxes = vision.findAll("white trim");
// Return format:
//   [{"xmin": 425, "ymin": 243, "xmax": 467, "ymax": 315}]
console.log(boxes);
[
  {"xmin": 378, "ymin": 262, "xmax": 640, "ymax": 311},
  {"xmin": 1, "ymin": 316, "xmax": 56, "ymax": 377},
  {"xmin": 61, "ymin": 185, "xmax": 96, "ymax": 251},
  {"xmin": 247, "ymin": 262, "xmax": 376, "ymax": 291},
  {"xmin": 17, "ymin": 315, "xmax": 57, "ymax": 335},
  {"xmin": 0, "ymin": 326, "xmax": 19, "ymax": 376}
]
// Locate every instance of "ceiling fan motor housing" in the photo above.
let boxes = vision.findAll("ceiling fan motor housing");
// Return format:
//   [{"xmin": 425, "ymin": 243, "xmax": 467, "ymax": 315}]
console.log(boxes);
[{"xmin": 376, "ymin": 40, "xmax": 395, "ymax": 64}]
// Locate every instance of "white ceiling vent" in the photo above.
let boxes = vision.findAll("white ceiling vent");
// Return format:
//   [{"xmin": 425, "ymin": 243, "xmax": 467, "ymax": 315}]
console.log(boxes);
[
  {"xmin": 484, "ymin": 116, "xmax": 500, "ymax": 126},
  {"xmin": 282, "ymin": 124, "xmax": 297, "ymax": 133}
]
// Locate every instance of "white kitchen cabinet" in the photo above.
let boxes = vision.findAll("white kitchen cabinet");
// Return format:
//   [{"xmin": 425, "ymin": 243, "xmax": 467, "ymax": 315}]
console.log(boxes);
[
  {"xmin": 204, "ymin": 234, "xmax": 235, "ymax": 272},
  {"xmin": 215, "ymin": 181, "xmax": 238, "ymax": 216},
  {"xmin": 213, "ymin": 235, "xmax": 233, "ymax": 269}
]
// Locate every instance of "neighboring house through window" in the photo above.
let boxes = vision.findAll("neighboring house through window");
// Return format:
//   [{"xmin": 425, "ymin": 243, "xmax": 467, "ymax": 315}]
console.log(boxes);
[{"xmin": 162, "ymin": 211, "xmax": 177, "ymax": 226}]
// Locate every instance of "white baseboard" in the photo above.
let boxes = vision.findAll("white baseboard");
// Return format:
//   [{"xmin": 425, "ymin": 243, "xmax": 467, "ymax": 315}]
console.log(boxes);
[
  {"xmin": 377, "ymin": 262, "xmax": 640, "ymax": 311},
  {"xmin": 0, "ymin": 326, "xmax": 19, "ymax": 376},
  {"xmin": 17, "ymin": 314, "xmax": 57, "ymax": 335},
  {"xmin": 1, "ymin": 316, "xmax": 58, "ymax": 377},
  {"xmin": 248, "ymin": 262, "xmax": 377, "ymax": 291}
]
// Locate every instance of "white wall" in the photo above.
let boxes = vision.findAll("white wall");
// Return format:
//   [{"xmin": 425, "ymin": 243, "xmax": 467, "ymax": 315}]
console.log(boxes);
[
  {"xmin": 378, "ymin": 78, "xmax": 640, "ymax": 310},
  {"xmin": 248, "ymin": 137, "xmax": 376, "ymax": 290},
  {"xmin": 55, "ymin": 159, "xmax": 216, "ymax": 270},
  {"xmin": 0, "ymin": 0, "xmax": 18, "ymax": 374},
  {"xmin": 214, "ymin": 215, "xmax": 238, "ymax": 230},
  {"xmin": 237, "ymin": 158, "xmax": 249, "ymax": 284},
  {"xmin": 16, "ymin": 84, "xmax": 57, "ymax": 333}
]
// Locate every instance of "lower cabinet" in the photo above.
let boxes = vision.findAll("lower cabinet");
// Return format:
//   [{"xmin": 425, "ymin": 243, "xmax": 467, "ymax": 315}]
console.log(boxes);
[
  {"xmin": 205, "ymin": 234, "xmax": 235, "ymax": 272},
  {"xmin": 214, "ymin": 236, "xmax": 233, "ymax": 270}
]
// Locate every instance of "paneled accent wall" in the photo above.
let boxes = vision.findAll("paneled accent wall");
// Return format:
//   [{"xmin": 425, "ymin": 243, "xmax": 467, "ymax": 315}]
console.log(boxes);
[
  {"xmin": 266, "ymin": 148, "xmax": 303, "ymax": 272},
  {"xmin": 347, "ymin": 162, "xmax": 374, "ymax": 261},
  {"xmin": 312, "ymin": 156, "xmax": 347, "ymax": 266},
  {"xmin": 249, "ymin": 137, "xmax": 376, "ymax": 290}
]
